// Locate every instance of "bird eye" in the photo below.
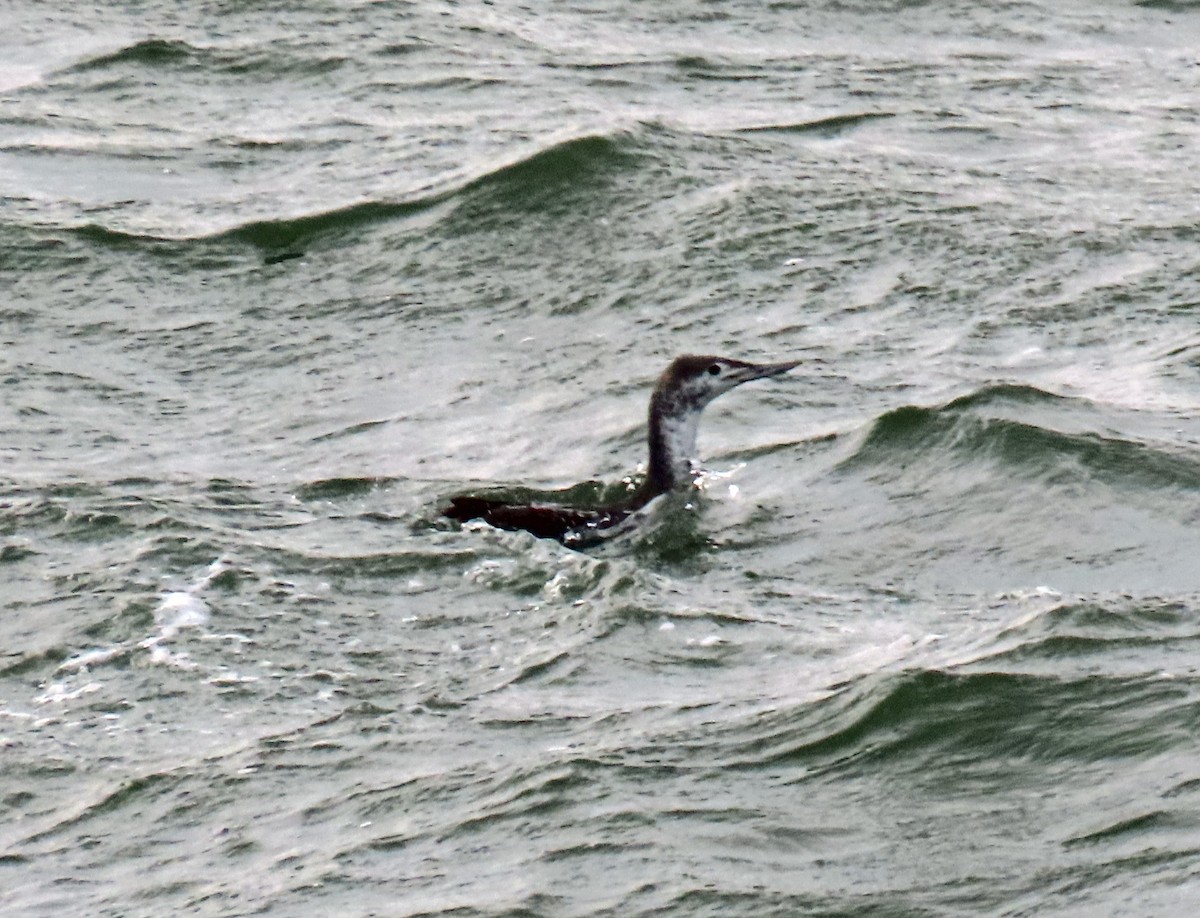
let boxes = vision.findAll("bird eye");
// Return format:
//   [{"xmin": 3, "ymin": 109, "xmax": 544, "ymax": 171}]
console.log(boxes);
[{"xmin": 707, "ymin": 364, "xmax": 721, "ymax": 376}]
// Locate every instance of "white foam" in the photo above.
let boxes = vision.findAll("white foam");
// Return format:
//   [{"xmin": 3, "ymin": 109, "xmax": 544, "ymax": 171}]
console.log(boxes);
[
  {"xmin": 152, "ymin": 591, "xmax": 211, "ymax": 639},
  {"xmin": 56, "ymin": 558, "xmax": 227, "ymax": 680},
  {"xmin": 35, "ymin": 680, "xmax": 102, "ymax": 705},
  {"xmin": 57, "ymin": 644, "xmax": 131, "ymax": 673},
  {"xmin": 137, "ymin": 560, "xmax": 226, "ymax": 667}
]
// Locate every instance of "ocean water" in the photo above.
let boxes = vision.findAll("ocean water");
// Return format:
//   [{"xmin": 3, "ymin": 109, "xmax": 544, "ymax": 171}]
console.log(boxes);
[{"xmin": 4, "ymin": 1, "xmax": 1200, "ymax": 914}]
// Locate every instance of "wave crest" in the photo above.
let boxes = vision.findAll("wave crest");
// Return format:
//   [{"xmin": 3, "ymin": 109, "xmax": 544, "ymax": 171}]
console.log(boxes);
[
  {"xmin": 844, "ymin": 384, "xmax": 1200, "ymax": 491},
  {"xmin": 68, "ymin": 130, "xmax": 639, "ymax": 255}
]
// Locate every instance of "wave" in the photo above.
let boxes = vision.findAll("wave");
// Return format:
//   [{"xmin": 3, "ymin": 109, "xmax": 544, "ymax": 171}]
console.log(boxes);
[
  {"xmin": 459, "ymin": 131, "xmax": 633, "ymax": 197},
  {"xmin": 68, "ymin": 197, "xmax": 439, "ymax": 253},
  {"xmin": 737, "ymin": 111, "xmax": 896, "ymax": 136},
  {"xmin": 67, "ymin": 130, "xmax": 638, "ymax": 255},
  {"xmin": 291, "ymin": 476, "xmax": 394, "ymax": 501},
  {"xmin": 712, "ymin": 665, "xmax": 1195, "ymax": 778},
  {"xmin": 71, "ymin": 38, "xmax": 199, "ymax": 71},
  {"xmin": 68, "ymin": 37, "xmax": 346, "ymax": 78},
  {"xmin": 842, "ymin": 383, "xmax": 1200, "ymax": 491},
  {"xmin": 966, "ymin": 597, "xmax": 1200, "ymax": 669},
  {"xmin": 639, "ymin": 591, "xmax": 1200, "ymax": 779}
]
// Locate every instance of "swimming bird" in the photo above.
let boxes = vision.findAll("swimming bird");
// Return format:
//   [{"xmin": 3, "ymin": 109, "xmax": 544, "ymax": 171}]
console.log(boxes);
[{"xmin": 442, "ymin": 354, "xmax": 800, "ymax": 545}]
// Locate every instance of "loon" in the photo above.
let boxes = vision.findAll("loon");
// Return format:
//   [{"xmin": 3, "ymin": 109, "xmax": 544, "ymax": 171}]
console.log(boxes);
[{"xmin": 442, "ymin": 354, "xmax": 799, "ymax": 545}]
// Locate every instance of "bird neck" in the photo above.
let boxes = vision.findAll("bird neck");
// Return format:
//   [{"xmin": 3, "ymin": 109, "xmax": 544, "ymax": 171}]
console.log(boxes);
[{"xmin": 640, "ymin": 389, "xmax": 703, "ymax": 502}]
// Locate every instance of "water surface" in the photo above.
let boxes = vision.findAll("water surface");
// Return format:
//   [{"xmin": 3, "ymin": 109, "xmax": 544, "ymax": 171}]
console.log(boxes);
[{"xmin": 3, "ymin": 1, "xmax": 1200, "ymax": 915}]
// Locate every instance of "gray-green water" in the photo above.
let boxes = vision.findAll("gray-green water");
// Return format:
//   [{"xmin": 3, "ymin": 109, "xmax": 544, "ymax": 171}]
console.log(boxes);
[{"xmin": 4, "ymin": 2, "xmax": 1200, "ymax": 914}]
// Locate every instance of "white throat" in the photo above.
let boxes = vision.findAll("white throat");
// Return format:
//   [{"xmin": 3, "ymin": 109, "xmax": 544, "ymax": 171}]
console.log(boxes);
[{"xmin": 655, "ymin": 405, "xmax": 704, "ymax": 486}]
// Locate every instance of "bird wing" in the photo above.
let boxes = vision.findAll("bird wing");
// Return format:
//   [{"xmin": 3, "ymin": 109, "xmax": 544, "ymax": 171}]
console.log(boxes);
[{"xmin": 442, "ymin": 496, "xmax": 629, "ymax": 544}]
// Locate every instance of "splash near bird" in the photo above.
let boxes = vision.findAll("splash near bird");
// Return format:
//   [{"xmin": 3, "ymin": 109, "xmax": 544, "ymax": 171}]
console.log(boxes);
[{"xmin": 442, "ymin": 354, "xmax": 799, "ymax": 545}]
